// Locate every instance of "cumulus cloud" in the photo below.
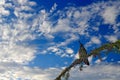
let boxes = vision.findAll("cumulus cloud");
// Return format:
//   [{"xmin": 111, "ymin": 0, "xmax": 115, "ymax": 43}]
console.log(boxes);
[
  {"xmin": 0, "ymin": 62, "xmax": 59, "ymax": 80},
  {"xmin": 102, "ymin": 6, "xmax": 119, "ymax": 24},
  {"xmin": 0, "ymin": 43, "xmax": 36, "ymax": 64},
  {"xmin": 0, "ymin": 62, "xmax": 119, "ymax": 80}
]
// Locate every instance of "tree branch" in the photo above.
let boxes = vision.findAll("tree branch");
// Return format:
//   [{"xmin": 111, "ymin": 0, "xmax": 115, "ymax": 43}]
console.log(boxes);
[
  {"xmin": 55, "ymin": 59, "xmax": 82, "ymax": 80},
  {"xmin": 54, "ymin": 40, "xmax": 120, "ymax": 80}
]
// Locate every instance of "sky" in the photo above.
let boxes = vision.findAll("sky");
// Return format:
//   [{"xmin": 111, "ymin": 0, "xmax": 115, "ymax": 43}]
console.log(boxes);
[{"xmin": 0, "ymin": 0, "xmax": 120, "ymax": 80}]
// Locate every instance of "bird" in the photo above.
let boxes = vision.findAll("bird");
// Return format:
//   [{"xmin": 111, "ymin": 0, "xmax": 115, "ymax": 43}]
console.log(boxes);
[{"xmin": 78, "ymin": 41, "xmax": 89, "ymax": 66}]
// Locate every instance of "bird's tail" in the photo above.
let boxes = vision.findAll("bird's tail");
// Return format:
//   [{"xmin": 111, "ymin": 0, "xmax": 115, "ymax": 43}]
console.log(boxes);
[{"xmin": 84, "ymin": 58, "xmax": 89, "ymax": 65}]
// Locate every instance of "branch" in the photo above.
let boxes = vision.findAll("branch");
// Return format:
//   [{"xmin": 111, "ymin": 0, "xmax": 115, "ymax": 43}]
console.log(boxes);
[
  {"xmin": 88, "ymin": 40, "xmax": 120, "ymax": 57},
  {"xmin": 55, "ymin": 59, "xmax": 82, "ymax": 80},
  {"xmin": 54, "ymin": 40, "xmax": 120, "ymax": 80}
]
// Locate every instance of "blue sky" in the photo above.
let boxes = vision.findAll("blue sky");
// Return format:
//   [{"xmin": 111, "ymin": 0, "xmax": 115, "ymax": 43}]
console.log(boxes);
[{"xmin": 0, "ymin": 0, "xmax": 120, "ymax": 80}]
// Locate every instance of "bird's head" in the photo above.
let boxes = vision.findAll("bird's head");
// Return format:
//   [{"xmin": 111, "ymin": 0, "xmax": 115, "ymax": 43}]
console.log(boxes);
[{"xmin": 78, "ymin": 40, "xmax": 83, "ymax": 47}]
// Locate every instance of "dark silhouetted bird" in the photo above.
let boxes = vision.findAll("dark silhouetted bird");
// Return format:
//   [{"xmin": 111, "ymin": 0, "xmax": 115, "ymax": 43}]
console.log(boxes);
[{"xmin": 78, "ymin": 41, "xmax": 89, "ymax": 66}]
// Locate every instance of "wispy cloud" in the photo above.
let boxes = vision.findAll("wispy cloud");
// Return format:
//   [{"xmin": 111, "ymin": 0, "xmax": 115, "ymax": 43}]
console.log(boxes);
[
  {"xmin": 30, "ymin": 0, "xmax": 120, "ymax": 57},
  {"xmin": 0, "ymin": 0, "xmax": 120, "ymax": 79}
]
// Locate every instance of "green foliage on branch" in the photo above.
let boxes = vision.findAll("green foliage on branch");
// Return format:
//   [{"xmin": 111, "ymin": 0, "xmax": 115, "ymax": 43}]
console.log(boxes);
[{"xmin": 55, "ymin": 40, "xmax": 120, "ymax": 80}]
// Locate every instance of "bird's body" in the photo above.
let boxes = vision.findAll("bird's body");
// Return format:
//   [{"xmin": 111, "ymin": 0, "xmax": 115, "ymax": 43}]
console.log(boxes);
[{"xmin": 78, "ymin": 42, "xmax": 89, "ymax": 65}]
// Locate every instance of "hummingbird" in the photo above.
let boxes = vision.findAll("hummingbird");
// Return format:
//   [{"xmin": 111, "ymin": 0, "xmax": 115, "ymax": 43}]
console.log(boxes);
[{"xmin": 78, "ymin": 41, "xmax": 89, "ymax": 66}]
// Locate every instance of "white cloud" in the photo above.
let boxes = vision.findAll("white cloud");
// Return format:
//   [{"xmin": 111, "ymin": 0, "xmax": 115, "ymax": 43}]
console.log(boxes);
[
  {"xmin": 50, "ymin": 3, "xmax": 57, "ymax": 13},
  {"xmin": 39, "ymin": 21, "xmax": 51, "ymax": 34},
  {"xmin": 0, "ymin": 7, "xmax": 10, "ymax": 16},
  {"xmin": 57, "ymin": 34, "xmax": 79, "ymax": 47},
  {"xmin": 0, "ymin": 0, "xmax": 5, "ymax": 5},
  {"xmin": 0, "ymin": 0, "xmax": 37, "ymax": 64},
  {"xmin": 47, "ymin": 46, "xmax": 59, "ymax": 53},
  {"xmin": 0, "ymin": 0, "xmax": 120, "ymax": 79},
  {"xmin": 0, "ymin": 62, "xmax": 59, "ymax": 80},
  {"xmin": 85, "ymin": 36, "xmax": 101, "ymax": 48},
  {"xmin": 14, "ymin": 6, "xmax": 33, "ymax": 18},
  {"xmin": 0, "ymin": 42, "xmax": 36, "ymax": 64},
  {"xmin": 0, "ymin": 62, "xmax": 119, "ymax": 80},
  {"xmin": 28, "ymin": 1, "xmax": 36, "ymax": 6},
  {"xmin": 102, "ymin": 6, "xmax": 119, "ymax": 24},
  {"xmin": 88, "ymin": 56, "xmax": 93, "ymax": 63},
  {"xmin": 16, "ymin": 0, "xmax": 28, "ymax": 5},
  {"xmin": 75, "ymin": 52, "xmax": 79, "ymax": 59},
  {"xmin": 92, "ymin": 27, "xmax": 99, "ymax": 31},
  {"xmin": 30, "ymin": 0, "xmax": 120, "ymax": 58},
  {"xmin": 51, "ymin": 18, "xmax": 71, "ymax": 33},
  {"xmin": 91, "ymin": 36, "xmax": 101, "ymax": 44},
  {"xmin": 73, "ymin": 11, "xmax": 80, "ymax": 18},
  {"xmin": 0, "ymin": 23, "xmax": 35, "ymax": 63},
  {"xmin": 104, "ymin": 35, "xmax": 118, "ymax": 42},
  {"xmin": 65, "ymin": 48, "xmax": 74, "ymax": 54},
  {"xmin": 69, "ymin": 63, "xmax": 120, "ymax": 80}
]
